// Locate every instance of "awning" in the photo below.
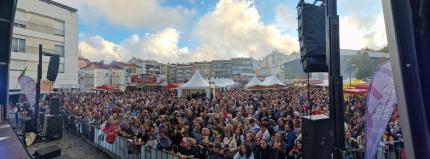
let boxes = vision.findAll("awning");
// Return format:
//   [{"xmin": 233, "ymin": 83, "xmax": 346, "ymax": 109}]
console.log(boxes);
[
  {"xmin": 343, "ymin": 88, "xmax": 368, "ymax": 95},
  {"xmin": 164, "ymin": 83, "xmax": 178, "ymax": 89},
  {"xmin": 95, "ymin": 85, "xmax": 119, "ymax": 90}
]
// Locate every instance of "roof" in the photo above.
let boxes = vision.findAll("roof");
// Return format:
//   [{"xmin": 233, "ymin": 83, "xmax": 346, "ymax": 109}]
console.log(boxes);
[
  {"xmin": 40, "ymin": 0, "xmax": 78, "ymax": 12},
  {"xmin": 245, "ymin": 76, "xmax": 262, "ymax": 88},
  {"xmin": 81, "ymin": 62, "xmax": 110, "ymax": 70},
  {"xmin": 179, "ymin": 71, "xmax": 210, "ymax": 89},
  {"xmin": 106, "ymin": 64, "xmax": 123, "ymax": 70},
  {"xmin": 261, "ymin": 75, "xmax": 285, "ymax": 86},
  {"xmin": 127, "ymin": 63, "xmax": 143, "ymax": 68}
]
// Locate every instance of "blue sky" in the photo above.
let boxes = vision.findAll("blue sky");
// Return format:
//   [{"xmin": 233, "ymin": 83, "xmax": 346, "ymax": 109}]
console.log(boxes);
[{"xmin": 57, "ymin": 0, "xmax": 386, "ymax": 63}]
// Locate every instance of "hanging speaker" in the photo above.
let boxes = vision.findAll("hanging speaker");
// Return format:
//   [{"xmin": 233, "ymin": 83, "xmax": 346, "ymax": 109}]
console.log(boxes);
[
  {"xmin": 297, "ymin": 0, "xmax": 327, "ymax": 72},
  {"xmin": 47, "ymin": 55, "xmax": 60, "ymax": 82}
]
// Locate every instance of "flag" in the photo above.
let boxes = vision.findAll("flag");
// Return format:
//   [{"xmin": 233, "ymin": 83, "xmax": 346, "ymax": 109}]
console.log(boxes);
[
  {"xmin": 365, "ymin": 61, "xmax": 397, "ymax": 159},
  {"xmin": 18, "ymin": 66, "xmax": 27, "ymax": 79},
  {"xmin": 18, "ymin": 76, "xmax": 36, "ymax": 108}
]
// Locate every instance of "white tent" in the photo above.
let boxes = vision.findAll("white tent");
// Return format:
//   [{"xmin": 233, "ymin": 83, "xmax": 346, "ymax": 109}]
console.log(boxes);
[
  {"xmin": 209, "ymin": 78, "xmax": 225, "ymax": 88},
  {"xmin": 245, "ymin": 76, "xmax": 262, "ymax": 89},
  {"xmin": 180, "ymin": 71, "xmax": 210, "ymax": 89},
  {"xmin": 261, "ymin": 75, "xmax": 286, "ymax": 88},
  {"xmin": 178, "ymin": 71, "xmax": 211, "ymax": 98}
]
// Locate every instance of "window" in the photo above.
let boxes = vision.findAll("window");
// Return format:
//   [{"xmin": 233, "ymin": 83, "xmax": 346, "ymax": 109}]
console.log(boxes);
[
  {"xmin": 12, "ymin": 38, "xmax": 25, "ymax": 52},
  {"xmin": 59, "ymin": 63, "xmax": 65, "ymax": 73},
  {"xmin": 13, "ymin": 23, "xmax": 26, "ymax": 28},
  {"xmin": 55, "ymin": 45, "xmax": 64, "ymax": 56}
]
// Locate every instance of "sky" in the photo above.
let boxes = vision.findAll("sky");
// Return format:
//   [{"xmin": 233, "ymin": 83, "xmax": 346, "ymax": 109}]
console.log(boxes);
[{"xmin": 54, "ymin": 0, "xmax": 387, "ymax": 63}]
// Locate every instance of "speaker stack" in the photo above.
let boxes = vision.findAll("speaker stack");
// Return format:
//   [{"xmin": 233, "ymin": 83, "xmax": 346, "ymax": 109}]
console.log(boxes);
[
  {"xmin": 42, "ymin": 97, "xmax": 63, "ymax": 141},
  {"xmin": 302, "ymin": 114, "xmax": 333, "ymax": 159},
  {"xmin": 297, "ymin": 1, "xmax": 327, "ymax": 73}
]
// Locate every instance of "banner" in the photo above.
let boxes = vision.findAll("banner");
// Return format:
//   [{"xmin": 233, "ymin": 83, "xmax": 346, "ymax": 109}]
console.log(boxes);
[
  {"xmin": 18, "ymin": 76, "xmax": 37, "ymax": 109},
  {"xmin": 365, "ymin": 61, "xmax": 397, "ymax": 159}
]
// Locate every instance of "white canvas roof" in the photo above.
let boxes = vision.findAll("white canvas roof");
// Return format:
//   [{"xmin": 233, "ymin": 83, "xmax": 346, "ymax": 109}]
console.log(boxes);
[
  {"xmin": 180, "ymin": 71, "xmax": 210, "ymax": 89},
  {"xmin": 262, "ymin": 75, "xmax": 285, "ymax": 86},
  {"xmin": 245, "ymin": 76, "xmax": 262, "ymax": 88}
]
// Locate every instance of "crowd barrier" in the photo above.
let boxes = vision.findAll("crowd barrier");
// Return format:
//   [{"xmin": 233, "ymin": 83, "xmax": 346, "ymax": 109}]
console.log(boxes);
[
  {"xmin": 64, "ymin": 114, "xmax": 180, "ymax": 159},
  {"xmin": 343, "ymin": 140, "xmax": 405, "ymax": 159}
]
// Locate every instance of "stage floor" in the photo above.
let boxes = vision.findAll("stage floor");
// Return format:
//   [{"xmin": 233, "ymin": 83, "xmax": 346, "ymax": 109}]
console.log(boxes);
[{"xmin": 0, "ymin": 122, "xmax": 29, "ymax": 159}]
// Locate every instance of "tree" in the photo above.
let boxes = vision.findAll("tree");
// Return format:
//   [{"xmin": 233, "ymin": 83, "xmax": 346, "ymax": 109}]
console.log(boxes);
[{"xmin": 349, "ymin": 51, "xmax": 377, "ymax": 80}]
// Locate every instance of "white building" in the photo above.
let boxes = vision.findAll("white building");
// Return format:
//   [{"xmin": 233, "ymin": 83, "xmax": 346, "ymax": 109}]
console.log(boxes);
[
  {"xmin": 79, "ymin": 62, "xmax": 111, "ymax": 92},
  {"xmin": 9, "ymin": 0, "xmax": 79, "ymax": 91}
]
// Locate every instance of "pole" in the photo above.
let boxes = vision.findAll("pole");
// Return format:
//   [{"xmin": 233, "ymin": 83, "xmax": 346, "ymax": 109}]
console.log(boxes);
[
  {"xmin": 307, "ymin": 73, "xmax": 312, "ymax": 116},
  {"xmin": 326, "ymin": 0, "xmax": 344, "ymax": 158},
  {"xmin": 35, "ymin": 44, "xmax": 42, "ymax": 131}
]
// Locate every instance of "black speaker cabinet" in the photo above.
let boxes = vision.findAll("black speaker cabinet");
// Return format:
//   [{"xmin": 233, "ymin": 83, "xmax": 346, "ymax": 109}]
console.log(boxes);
[
  {"xmin": 34, "ymin": 145, "xmax": 61, "ymax": 159},
  {"xmin": 302, "ymin": 114, "xmax": 333, "ymax": 159},
  {"xmin": 43, "ymin": 115, "xmax": 63, "ymax": 141},
  {"xmin": 297, "ymin": 2, "xmax": 328, "ymax": 72},
  {"xmin": 47, "ymin": 55, "xmax": 60, "ymax": 82},
  {"xmin": 22, "ymin": 117, "xmax": 34, "ymax": 135},
  {"xmin": 49, "ymin": 97, "xmax": 59, "ymax": 115}
]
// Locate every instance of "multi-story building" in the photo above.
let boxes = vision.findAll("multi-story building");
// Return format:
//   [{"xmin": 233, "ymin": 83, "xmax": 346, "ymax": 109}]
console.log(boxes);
[
  {"xmin": 108, "ymin": 65, "xmax": 126, "ymax": 90},
  {"xmin": 261, "ymin": 50, "xmax": 289, "ymax": 68},
  {"xmin": 211, "ymin": 60, "xmax": 233, "ymax": 78},
  {"xmin": 9, "ymin": 0, "xmax": 78, "ymax": 91},
  {"xmin": 79, "ymin": 62, "xmax": 111, "ymax": 92},
  {"xmin": 128, "ymin": 57, "xmax": 161, "ymax": 75},
  {"xmin": 231, "ymin": 57, "xmax": 255, "ymax": 76},
  {"xmin": 175, "ymin": 64, "xmax": 193, "ymax": 83},
  {"xmin": 281, "ymin": 49, "xmax": 390, "ymax": 80},
  {"xmin": 193, "ymin": 62, "xmax": 212, "ymax": 79}
]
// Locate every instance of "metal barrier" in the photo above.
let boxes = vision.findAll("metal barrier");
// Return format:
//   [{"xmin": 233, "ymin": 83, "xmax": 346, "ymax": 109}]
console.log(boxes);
[
  {"xmin": 344, "ymin": 140, "xmax": 405, "ymax": 159},
  {"xmin": 65, "ymin": 114, "xmax": 179, "ymax": 159}
]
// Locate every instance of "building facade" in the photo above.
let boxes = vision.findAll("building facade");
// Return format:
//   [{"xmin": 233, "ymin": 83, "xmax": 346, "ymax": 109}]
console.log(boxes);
[
  {"xmin": 10, "ymin": 0, "xmax": 79, "ymax": 91},
  {"xmin": 231, "ymin": 57, "xmax": 255, "ymax": 76},
  {"xmin": 193, "ymin": 62, "xmax": 212, "ymax": 79},
  {"xmin": 79, "ymin": 62, "xmax": 111, "ymax": 92},
  {"xmin": 211, "ymin": 60, "xmax": 233, "ymax": 78}
]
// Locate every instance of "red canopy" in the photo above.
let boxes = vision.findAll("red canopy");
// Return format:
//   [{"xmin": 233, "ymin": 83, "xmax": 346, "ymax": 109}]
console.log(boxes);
[
  {"xmin": 164, "ymin": 83, "xmax": 178, "ymax": 89},
  {"xmin": 343, "ymin": 88, "xmax": 368, "ymax": 95},
  {"xmin": 356, "ymin": 82, "xmax": 370, "ymax": 89},
  {"xmin": 96, "ymin": 85, "xmax": 119, "ymax": 90}
]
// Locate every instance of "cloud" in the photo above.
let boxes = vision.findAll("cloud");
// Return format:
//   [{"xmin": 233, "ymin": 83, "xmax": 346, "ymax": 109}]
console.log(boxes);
[
  {"xmin": 54, "ymin": 0, "xmax": 194, "ymax": 31},
  {"xmin": 339, "ymin": 15, "xmax": 387, "ymax": 50},
  {"xmin": 192, "ymin": 0, "xmax": 299, "ymax": 60},
  {"xmin": 79, "ymin": 28, "xmax": 192, "ymax": 63}
]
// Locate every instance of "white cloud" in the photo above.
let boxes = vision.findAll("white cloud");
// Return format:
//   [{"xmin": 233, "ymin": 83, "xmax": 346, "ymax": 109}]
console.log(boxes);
[
  {"xmin": 54, "ymin": 0, "xmax": 194, "ymax": 30},
  {"xmin": 79, "ymin": 28, "xmax": 192, "ymax": 63},
  {"xmin": 339, "ymin": 15, "xmax": 387, "ymax": 50},
  {"xmin": 192, "ymin": 0, "xmax": 299, "ymax": 60}
]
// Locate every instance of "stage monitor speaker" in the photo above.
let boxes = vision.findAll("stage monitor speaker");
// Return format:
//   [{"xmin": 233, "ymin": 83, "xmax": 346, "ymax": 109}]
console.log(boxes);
[
  {"xmin": 302, "ymin": 114, "xmax": 333, "ymax": 159},
  {"xmin": 22, "ymin": 117, "xmax": 34, "ymax": 135},
  {"xmin": 297, "ymin": 1, "xmax": 328, "ymax": 72},
  {"xmin": 43, "ymin": 114, "xmax": 63, "ymax": 141},
  {"xmin": 47, "ymin": 55, "xmax": 60, "ymax": 82},
  {"xmin": 49, "ymin": 97, "xmax": 59, "ymax": 115},
  {"xmin": 34, "ymin": 145, "xmax": 61, "ymax": 159}
]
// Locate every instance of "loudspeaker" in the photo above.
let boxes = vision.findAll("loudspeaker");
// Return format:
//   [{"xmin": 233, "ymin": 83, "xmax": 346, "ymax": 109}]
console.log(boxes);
[
  {"xmin": 43, "ymin": 115, "xmax": 63, "ymax": 141},
  {"xmin": 49, "ymin": 97, "xmax": 59, "ymax": 115},
  {"xmin": 297, "ymin": 1, "xmax": 328, "ymax": 72},
  {"xmin": 22, "ymin": 117, "xmax": 34, "ymax": 134},
  {"xmin": 47, "ymin": 55, "xmax": 60, "ymax": 82},
  {"xmin": 302, "ymin": 114, "xmax": 333, "ymax": 159},
  {"xmin": 34, "ymin": 145, "xmax": 61, "ymax": 159}
]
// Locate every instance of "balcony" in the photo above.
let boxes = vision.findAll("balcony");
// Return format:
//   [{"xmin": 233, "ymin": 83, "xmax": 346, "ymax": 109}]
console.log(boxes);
[{"xmin": 15, "ymin": 20, "xmax": 65, "ymax": 36}]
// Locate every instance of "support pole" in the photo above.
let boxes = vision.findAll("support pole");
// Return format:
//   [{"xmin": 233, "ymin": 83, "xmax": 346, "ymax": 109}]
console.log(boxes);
[
  {"xmin": 326, "ymin": 0, "xmax": 344, "ymax": 158},
  {"xmin": 35, "ymin": 44, "xmax": 42, "ymax": 131}
]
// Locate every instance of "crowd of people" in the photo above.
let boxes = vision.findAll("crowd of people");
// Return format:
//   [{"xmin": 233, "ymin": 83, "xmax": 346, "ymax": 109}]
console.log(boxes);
[{"xmin": 53, "ymin": 86, "xmax": 403, "ymax": 159}]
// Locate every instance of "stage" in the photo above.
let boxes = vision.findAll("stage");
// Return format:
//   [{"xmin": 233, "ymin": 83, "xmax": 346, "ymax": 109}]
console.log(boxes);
[{"xmin": 0, "ymin": 122, "xmax": 30, "ymax": 159}]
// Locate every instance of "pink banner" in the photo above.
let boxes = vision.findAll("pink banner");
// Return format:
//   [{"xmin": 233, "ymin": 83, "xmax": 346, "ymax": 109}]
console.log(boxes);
[
  {"xmin": 365, "ymin": 61, "xmax": 397, "ymax": 159},
  {"xmin": 18, "ymin": 76, "xmax": 37, "ymax": 108}
]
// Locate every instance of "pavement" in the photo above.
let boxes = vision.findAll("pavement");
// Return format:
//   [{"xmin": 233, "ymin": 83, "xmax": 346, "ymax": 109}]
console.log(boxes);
[{"xmin": 26, "ymin": 129, "xmax": 112, "ymax": 159}]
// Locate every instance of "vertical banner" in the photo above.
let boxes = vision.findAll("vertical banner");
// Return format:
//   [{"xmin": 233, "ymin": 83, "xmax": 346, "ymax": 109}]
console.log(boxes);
[
  {"xmin": 365, "ymin": 61, "xmax": 397, "ymax": 159},
  {"xmin": 18, "ymin": 76, "xmax": 37, "ymax": 109}
]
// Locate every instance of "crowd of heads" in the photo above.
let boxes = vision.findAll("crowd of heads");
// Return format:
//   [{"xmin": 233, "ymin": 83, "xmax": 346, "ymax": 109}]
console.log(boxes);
[{"xmin": 58, "ymin": 86, "xmax": 402, "ymax": 159}]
